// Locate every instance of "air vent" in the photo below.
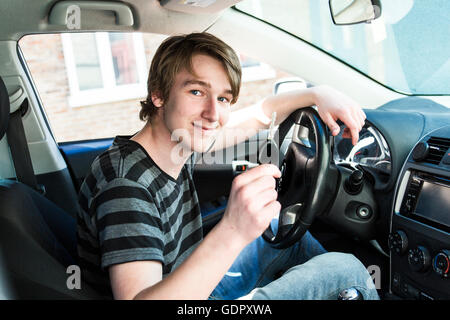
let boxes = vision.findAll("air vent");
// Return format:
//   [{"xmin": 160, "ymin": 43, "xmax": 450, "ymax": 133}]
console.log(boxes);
[{"xmin": 425, "ymin": 136, "xmax": 450, "ymax": 165}]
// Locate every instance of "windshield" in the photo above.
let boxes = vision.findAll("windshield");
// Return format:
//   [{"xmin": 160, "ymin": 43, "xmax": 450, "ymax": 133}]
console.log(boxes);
[{"xmin": 235, "ymin": 0, "xmax": 450, "ymax": 95}]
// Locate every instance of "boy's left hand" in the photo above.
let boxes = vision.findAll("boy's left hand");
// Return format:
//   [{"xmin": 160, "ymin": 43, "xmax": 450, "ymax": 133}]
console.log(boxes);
[{"xmin": 312, "ymin": 85, "xmax": 366, "ymax": 145}]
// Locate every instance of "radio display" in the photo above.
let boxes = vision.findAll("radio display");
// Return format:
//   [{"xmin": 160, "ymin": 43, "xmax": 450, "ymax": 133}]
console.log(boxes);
[{"xmin": 414, "ymin": 181, "xmax": 450, "ymax": 228}]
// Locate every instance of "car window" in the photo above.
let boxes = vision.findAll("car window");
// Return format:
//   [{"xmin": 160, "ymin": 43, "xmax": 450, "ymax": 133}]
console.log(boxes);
[
  {"xmin": 19, "ymin": 32, "xmax": 293, "ymax": 143},
  {"xmin": 236, "ymin": 0, "xmax": 450, "ymax": 95}
]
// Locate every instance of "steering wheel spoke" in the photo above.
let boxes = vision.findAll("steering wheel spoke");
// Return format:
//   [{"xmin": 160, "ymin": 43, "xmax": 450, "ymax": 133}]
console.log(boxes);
[{"xmin": 292, "ymin": 122, "xmax": 312, "ymax": 148}]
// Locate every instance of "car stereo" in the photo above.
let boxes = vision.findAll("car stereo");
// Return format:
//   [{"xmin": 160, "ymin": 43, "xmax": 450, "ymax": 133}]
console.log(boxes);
[
  {"xmin": 390, "ymin": 125, "xmax": 450, "ymax": 300},
  {"xmin": 400, "ymin": 171, "xmax": 450, "ymax": 233}
]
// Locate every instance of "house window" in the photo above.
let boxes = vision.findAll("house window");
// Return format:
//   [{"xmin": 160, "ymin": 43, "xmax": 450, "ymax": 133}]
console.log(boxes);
[{"xmin": 61, "ymin": 32, "xmax": 147, "ymax": 107}]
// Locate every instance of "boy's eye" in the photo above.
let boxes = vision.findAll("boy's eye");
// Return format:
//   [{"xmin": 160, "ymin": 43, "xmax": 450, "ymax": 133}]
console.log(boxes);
[
  {"xmin": 218, "ymin": 97, "xmax": 230, "ymax": 103},
  {"xmin": 190, "ymin": 90, "xmax": 202, "ymax": 96}
]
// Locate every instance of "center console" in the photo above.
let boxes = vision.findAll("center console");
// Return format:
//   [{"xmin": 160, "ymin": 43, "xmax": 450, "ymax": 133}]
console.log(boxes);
[{"xmin": 389, "ymin": 126, "xmax": 450, "ymax": 300}]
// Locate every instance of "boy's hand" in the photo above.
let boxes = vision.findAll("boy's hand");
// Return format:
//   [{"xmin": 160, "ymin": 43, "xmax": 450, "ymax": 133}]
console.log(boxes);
[
  {"xmin": 222, "ymin": 164, "xmax": 281, "ymax": 245},
  {"xmin": 312, "ymin": 85, "xmax": 366, "ymax": 145}
]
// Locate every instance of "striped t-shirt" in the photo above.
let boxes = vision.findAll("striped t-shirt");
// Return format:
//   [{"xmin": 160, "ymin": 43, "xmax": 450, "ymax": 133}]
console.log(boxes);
[{"xmin": 76, "ymin": 136, "xmax": 202, "ymax": 298}]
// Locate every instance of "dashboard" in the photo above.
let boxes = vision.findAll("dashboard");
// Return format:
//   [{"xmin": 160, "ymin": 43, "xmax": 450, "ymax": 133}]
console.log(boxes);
[
  {"xmin": 333, "ymin": 124, "xmax": 392, "ymax": 182},
  {"xmin": 327, "ymin": 97, "xmax": 450, "ymax": 300},
  {"xmin": 276, "ymin": 96, "xmax": 449, "ymax": 299},
  {"xmin": 334, "ymin": 126, "xmax": 391, "ymax": 172},
  {"xmin": 389, "ymin": 125, "xmax": 450, "ymax": 300}
]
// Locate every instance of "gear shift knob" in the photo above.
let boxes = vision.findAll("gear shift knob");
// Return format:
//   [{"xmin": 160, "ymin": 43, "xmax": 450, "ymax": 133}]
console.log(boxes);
[{"xmin": 338, "ymin": 287, "xmax": 363, "ymax": 300}]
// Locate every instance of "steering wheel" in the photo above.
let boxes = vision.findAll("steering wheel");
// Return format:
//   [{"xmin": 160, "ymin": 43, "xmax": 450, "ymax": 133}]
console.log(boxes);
[{"xmin": 262, "ymin": 107, "xmax": 339, "ymax": 248}]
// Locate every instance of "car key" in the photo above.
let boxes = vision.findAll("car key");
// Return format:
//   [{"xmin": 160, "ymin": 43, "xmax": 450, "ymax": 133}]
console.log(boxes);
[
  {"xmin": 258, "ymin": 111, "xmax": 279, "ymax": 165},
  {"xmin": 231, "ymin": 112, "xmax": 276, "ymax": 178},
  {"xmin": 233, "ymin": 113, "xmax": 280, "ymax": 187},
  {"xmin": 232, "ymin": 160, "xmax": 259, "ymax": 177},
  {"xmin": 258, "ymin": 112, "xmax": 282, "ymax": 191}
]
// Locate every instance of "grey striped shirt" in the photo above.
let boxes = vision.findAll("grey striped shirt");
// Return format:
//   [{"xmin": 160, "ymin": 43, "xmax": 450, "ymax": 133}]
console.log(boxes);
[{"xmin": 77, "ymin": 136, "xmax": 202, "ymax": 297}]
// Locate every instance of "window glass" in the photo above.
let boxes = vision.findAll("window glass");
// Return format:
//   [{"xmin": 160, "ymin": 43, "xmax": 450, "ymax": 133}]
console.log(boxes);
[
  {"xmin": 19, "ymin": 32, "xmax": 292, "ymax": 142},
  {"xmin": 20, "ymin": 32, "xmax": 157, "ymax": 142},
  {"xmin": 236, "ymin": 0, "xmax": 450, "ymax": 95},
  {"xmin": 70, "ymin": 33, "xmax": 103, "ymax": 90},
  {"xmin": 109, "ymin": 33, "xmax": 139, "ymax": 86}
]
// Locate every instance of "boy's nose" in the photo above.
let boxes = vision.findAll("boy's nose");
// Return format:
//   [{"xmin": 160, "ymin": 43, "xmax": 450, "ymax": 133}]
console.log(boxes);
[{"xmin": 202, "ymin": 98, "xmax": 220, "ymax": 122}]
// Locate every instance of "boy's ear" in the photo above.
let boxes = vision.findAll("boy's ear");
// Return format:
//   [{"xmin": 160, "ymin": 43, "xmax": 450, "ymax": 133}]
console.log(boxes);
[{"xmin": 151, "ymin": 91, "xmax": 164, "ymax": 108}]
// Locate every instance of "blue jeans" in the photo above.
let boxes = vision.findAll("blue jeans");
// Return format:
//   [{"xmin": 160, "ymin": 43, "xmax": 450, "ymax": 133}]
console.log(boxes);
[{"xmin": 210, "ymin": 220, "xmax": 379, "ymax": 300}]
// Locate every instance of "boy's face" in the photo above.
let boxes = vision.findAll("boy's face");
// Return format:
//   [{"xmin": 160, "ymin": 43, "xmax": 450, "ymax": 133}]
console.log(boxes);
[{"xmin": 152, "ymin": 53, "xmax": 234, "ymax": 153}]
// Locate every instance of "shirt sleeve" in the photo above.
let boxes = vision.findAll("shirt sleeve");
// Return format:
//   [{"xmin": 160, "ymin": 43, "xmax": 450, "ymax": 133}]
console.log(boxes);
[{"xmin": 93, "ymin": 178, "xmax": 165, "ymax": 270}]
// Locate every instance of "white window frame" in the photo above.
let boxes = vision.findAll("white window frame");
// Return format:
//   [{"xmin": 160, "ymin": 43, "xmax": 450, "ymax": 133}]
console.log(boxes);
[{"xmin": 61, "ymin": 32, "xmax": 148, "ymax": 107}]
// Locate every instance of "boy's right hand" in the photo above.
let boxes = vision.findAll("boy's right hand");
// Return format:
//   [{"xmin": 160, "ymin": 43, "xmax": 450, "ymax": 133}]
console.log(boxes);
[{"xmin": 221, "ymin": 163, "xmax": 282, "ymax": 245}]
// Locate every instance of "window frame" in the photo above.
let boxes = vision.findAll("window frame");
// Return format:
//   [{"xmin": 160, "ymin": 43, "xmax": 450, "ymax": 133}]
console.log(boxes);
[{"xmin": 61, "ymin": 32, "xmax": 148, "ymax": 107}]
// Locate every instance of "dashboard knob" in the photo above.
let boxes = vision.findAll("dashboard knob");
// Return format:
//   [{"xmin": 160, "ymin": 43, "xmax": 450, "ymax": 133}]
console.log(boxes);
[
  {"xmin": 408, "ymin": 246, "xmax": 431, "ymax": 272},
  {"xmin": 345, "ymin": 169, "xmax": 364, "ymax": 194},
  {"xmin": 432, "ymin": 250, "xmax": 450, "ymax": 278},
  {"xmin": 388, "ymin": 230, "xmax": 408, "ymax": 255},
  {"xmin": 412, "ymin": 141, "xmax": 429, "ymax": 161}
]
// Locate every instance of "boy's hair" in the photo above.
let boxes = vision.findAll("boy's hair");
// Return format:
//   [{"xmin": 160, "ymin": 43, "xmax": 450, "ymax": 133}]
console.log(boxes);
[{"xmin": 139, "ymin": 32, "xmax": 242, "ymax": 122}]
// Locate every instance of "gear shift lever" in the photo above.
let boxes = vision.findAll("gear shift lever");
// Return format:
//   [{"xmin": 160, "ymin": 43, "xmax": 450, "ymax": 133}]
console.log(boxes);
[{"xmin": 338, "ymin": 287, "xmax": 363, "ymax": 300}]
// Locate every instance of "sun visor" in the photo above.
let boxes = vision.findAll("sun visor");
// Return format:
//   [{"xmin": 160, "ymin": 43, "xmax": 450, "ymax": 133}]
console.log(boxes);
[{"xmin": 160, "ymin": 0, "xmax": 243, "ymax": 14}]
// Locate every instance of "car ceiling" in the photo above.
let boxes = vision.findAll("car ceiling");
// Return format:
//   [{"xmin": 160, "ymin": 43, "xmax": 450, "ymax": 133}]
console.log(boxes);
[{"xmin": 0, "ymin": 0, "xmax": 242, "ymax": 41}]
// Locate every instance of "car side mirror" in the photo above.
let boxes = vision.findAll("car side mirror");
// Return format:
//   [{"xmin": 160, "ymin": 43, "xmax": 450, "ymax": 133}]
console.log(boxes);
[
  {"xmin": 273, "ymin": 77, "xmax": 308, "ymax": 95},
  {"xmin": 329, "ymin": 0, "xmax": 382, "ymax": 25}
]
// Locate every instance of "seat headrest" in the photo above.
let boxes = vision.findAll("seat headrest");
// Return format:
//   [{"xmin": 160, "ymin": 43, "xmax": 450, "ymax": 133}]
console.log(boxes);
[{"xmin": 0, "ymin": 76, "xmax": 10, "ymax": 140}]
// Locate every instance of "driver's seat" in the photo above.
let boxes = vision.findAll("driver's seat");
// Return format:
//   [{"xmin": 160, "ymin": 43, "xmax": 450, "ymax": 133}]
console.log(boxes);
[{"xmin": 0, "ymin": 75, "xmax": 102, "ymax": 299}]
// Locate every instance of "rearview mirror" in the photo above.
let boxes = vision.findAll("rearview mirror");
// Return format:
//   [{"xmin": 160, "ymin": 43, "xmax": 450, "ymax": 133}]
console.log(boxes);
[{"xmin": 329, "ymin": 0, "xmax": 381, "ymax": 25}]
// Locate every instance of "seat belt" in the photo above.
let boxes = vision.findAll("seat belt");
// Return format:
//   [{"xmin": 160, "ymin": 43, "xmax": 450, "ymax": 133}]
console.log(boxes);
[{"xmin": 6, "ymin": 98, "xmax": 45, "ymax": 194}]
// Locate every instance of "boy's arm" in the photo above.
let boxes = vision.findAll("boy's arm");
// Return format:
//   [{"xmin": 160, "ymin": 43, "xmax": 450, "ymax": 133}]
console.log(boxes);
[
  {"xmin": 211, "ymin": 85, "xmax": 366, "ymax": 152},
  {"xmin": 108, "ymin": 222, "xmax": 244, "ymax": 300},
  {"xmin": 109, "ymin": 164, "xmax": 281, "ymax": 300}
]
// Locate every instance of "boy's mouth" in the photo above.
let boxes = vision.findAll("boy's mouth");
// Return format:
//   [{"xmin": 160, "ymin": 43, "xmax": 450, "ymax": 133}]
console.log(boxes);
[{"xmin": 193, "ymin": 122, "xmax": 218, "ymax": 136}]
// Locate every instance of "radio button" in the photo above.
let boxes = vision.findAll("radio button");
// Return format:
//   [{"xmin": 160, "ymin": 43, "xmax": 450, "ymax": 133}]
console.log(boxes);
[
  {"xmin": 389, "ymin": 230, "xmax": 408, "ymax": 255},
  {"xmin": 432, "ymin": 250, "xmax": 450, "ymax": 278},
  {"xmin": 408, "ymin": 246, "xmax": 431, "ymax": 272}
]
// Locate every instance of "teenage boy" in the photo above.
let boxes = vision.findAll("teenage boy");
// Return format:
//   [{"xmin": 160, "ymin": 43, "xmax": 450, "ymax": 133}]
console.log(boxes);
[{"xmin": 77, "ymin": 32, "xmax": 378, "ymax": 300}]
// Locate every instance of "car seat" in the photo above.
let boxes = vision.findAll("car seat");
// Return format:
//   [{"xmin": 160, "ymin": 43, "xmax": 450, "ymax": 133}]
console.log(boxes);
[{"xmin": 0, "ymin": 75, "xmax": 102, "ymax": 299}]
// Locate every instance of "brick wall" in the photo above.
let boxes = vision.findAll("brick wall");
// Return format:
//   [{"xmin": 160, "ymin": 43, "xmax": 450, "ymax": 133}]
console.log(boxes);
[{"xmin": 19, "ymin": 33, "xmax": 291, "ymax": 142}]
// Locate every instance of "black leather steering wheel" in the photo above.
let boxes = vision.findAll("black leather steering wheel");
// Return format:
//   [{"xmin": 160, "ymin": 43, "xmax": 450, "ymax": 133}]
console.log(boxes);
[{"xmin": 262, "ymin": 107, "xmax": 339, "ymax": 248}]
